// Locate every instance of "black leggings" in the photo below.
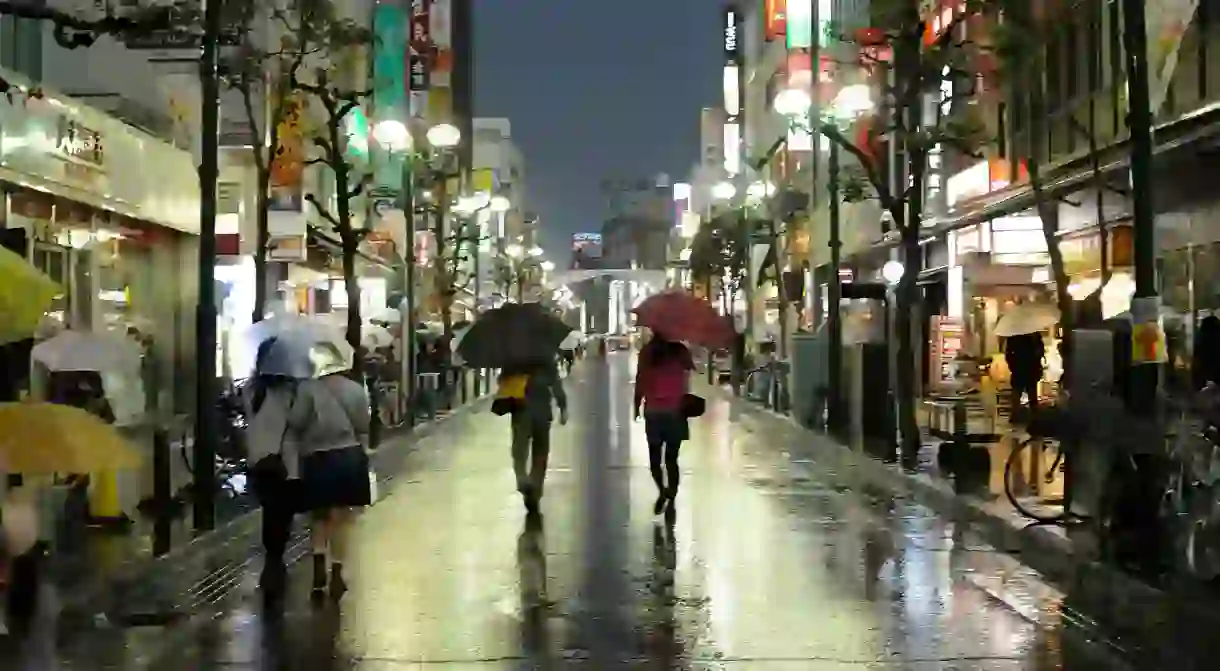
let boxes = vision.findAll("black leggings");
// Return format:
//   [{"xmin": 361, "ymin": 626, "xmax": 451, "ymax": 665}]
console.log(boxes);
[
  {"xmin": 648, "ymin": 439, "xmax": 682, "ymax": 496},
  {"xmin": 251, "ymin": 456, "xmax": 297, "ymax": 568}
]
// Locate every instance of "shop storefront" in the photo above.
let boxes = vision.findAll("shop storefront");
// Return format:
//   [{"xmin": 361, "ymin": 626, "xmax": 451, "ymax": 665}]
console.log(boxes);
[{"xmin": 0, "ymin": 84, "xmax": 199, "ymax": 415}]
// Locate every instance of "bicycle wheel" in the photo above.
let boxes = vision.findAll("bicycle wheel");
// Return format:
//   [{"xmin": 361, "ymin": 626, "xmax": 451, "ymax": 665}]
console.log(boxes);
[{"xmin": 1004, "ymin": 436, "xmax": 1067, "ymax": 523}]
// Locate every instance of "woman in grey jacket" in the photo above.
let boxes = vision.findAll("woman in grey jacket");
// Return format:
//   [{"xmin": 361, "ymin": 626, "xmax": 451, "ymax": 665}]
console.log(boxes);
[{"xmin": 288, "ymin": 372, "xmax": 372, "ymax": 598}]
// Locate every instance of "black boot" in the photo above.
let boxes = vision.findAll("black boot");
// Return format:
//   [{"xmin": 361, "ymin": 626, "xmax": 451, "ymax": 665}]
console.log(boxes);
[{"xmin": 311, "ymin": 554, "xmax": 327, "ymax": 597}]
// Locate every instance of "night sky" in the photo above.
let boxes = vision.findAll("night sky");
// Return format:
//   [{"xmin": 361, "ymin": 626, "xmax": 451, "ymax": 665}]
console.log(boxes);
[{"xmin": 474, "ymin": 0, "xmax": 722, "ymax": 261}]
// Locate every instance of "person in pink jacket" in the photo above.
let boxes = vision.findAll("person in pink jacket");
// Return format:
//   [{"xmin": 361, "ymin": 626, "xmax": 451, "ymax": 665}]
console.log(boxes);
[{"xmin": 633, "ymin": 334, "xmax": 694, "ymax": 515}]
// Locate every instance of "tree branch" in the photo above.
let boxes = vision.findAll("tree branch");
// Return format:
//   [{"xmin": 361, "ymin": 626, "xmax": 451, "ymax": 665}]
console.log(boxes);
[{"xmin": 304, "ymin": 193, "xmax": 339, "ymax": 229}]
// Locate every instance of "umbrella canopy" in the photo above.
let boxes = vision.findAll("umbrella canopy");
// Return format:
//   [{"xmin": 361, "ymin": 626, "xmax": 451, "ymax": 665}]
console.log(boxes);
[
  {"xmin": 994, "ymin": 303, "xmax": 1059, "ymax": 337},
  {"xmin": 633, "ymin": 291, "xmax": 735, "ymax": 349},
  {"xmin": 457, "ymin": 302, "xmax": 571, "ymax": 368},
  {"xmin": 559, "ymin": 331, "xmax": 584, "ymax": 351},
  {"xmin": 32, "ymin": 330, "xmax": 142, "ymax": 374},
  {"xmin": 0, "ymin": 246, "xmax": 61, "ymax": 347},
  {"xmin": 233, "ymin": 315, "xmax": 354, "ymax": 379},
  {"xmin": 368, "ymin": 307, "xmax": 402, "ymax": 325},
  {"xmin": 0, "ymin": 402, "xmax": 142, "ymax": 474}
]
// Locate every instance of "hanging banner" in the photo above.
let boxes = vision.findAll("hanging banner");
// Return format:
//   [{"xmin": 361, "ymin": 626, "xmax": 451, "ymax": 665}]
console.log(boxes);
[
  {"xmin": 1147, "ymin": 0, "xmax": 1199, "ymax": 115},
  {"xmin": 409, "ymin": 0, "xmax": 434, "ymax": 118},
  {"xmin": 765, "ymin": 0, "xmax": 787, "ymax": 41},
  {"xmin": 373, "ymin": 4, "xmax": 407, "ymax": 113}
]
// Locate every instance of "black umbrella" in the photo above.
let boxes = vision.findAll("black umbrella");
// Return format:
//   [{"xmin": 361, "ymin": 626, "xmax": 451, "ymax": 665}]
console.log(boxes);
[{"xmin": 458, "ymin": 302, "xmax": 572, "ymax": 368}]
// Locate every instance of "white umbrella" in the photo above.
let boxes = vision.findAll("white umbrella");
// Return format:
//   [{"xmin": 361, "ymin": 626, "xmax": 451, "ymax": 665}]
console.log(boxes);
[
  {"xmin": 362, "ymin": 323, "xmax": 394, "ymax": 349},
  {"xmin": 994, "ymin": 303, "xmax": 1059, "ymax": 337},
  {"xmin": 32, "ymin": 330, "xmax": 142, "ymax": 373},
  {"xmin": 234, "ymin": 316, "xmax": 353, "ymax": 379},
  {"xmin": 559, "ymin": 331, "xmax": 583, "ymax": 351},
  {"xmin": 368, "ymin": 307, "xmax": 402, "ymax": 325}
]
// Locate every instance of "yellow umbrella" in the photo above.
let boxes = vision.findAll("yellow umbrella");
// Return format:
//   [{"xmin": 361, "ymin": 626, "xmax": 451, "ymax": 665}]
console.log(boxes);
[
  {"xmin": 0, "ymin": 245, "xmax": 61, "ymax": 346},
  {"xmin": 0, "ymin": 403, "xmax": 142, "ymax": 474}
]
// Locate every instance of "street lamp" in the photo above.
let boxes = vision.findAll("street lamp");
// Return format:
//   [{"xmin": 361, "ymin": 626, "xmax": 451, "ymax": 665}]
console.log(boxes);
[
  {"xmin": 373, "ymin": 118, "xmax": 419, "ymax": 427},
  {"xmin": 772, "ymin": 87, "xmax": 812, "ymax": 118},
  {"xmin": 712, "ymin": 180, "xmax": 737, "ymax": 201},
  {"xmin": 426, "ymin": 122, "xmax": 461, "ymax": 149},
  {"xmin": 372, "ymin": 119, "xmax": 411, "ymax": 153},
  {"xmin": 882, "ymin": 260, "xmax": 905, "ymax": 285},
  {"xmin": 489, "ymin": 195, "xmax": 511, "ymax": 213}
]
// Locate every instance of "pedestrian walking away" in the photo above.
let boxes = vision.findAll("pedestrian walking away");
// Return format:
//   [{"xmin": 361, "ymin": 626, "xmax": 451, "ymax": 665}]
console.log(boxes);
[
  {"xmin": 291, "ymin": 371, "xmax": 373, "ymax": 600},
  {"xmin": 499, "ymin": 361, "xmax": 568, "ymax": 515},
  {"xmin": 634, "ymin": 334, "xmax": 694, "ymax": 515}
]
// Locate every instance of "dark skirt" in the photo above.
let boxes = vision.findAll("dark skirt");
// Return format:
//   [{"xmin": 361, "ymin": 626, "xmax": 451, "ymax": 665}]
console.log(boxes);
[
  {"xmin": 644, "ymin": 409, "xmax": 689, "ymax": 445},
  {"xmin": 300, "ymin": 446, "xmax": 372, "ymax": 510}
]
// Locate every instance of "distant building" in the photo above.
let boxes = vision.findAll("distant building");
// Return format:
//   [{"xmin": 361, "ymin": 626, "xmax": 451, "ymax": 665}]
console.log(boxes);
[{"xmin": 599, "ymin": 174, "xmax": 674, "ymax": 271}]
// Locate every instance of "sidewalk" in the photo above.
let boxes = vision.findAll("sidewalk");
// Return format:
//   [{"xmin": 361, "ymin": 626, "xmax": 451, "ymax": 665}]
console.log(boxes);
[
  {"xmin": 41, "ymin": 388, "xmax": 494, "ymax": 631},
  {"xmin": 714, "ymin": 383, "xmax": 1220, "ymax": 668}
]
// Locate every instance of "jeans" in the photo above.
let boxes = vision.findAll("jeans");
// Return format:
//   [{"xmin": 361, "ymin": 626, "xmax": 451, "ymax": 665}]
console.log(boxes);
[{"xmin": 511, "ymin": 413, "xmax": 552, "ymax": 497}]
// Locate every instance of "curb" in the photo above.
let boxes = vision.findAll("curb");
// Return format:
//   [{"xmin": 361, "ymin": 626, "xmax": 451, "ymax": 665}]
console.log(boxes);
[{"xmin": 710, "ymin": 386, "xmax": 1220, "ymax": 667}]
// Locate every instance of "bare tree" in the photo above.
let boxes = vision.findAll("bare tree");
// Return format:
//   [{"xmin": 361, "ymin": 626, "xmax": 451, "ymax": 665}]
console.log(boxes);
[
  {"xmin": 221, "ymin": 1, "xmax": 332, "ymax": 322},
  {"xmin": 291, "ymin": 8, "xmax": 373, "ymax": 372},
  {"xmin": 818, "ymin": 0, "xmax": 988, "ymax": 460}
]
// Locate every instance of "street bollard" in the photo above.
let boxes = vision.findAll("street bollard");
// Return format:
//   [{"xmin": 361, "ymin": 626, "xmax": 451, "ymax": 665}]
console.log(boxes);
[{"xmin": 152, "ymin": 427, "xmax": 172, "ymax": 557}]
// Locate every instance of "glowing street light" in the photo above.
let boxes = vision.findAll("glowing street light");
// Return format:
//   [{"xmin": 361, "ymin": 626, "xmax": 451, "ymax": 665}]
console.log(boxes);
[
  {"xmin": 712, "ymin": 180, "xmax": 737, "ymax": 200},
  {"xmin": 489, "ymin": 195, "xmax": 511, "ymax": 213},
  {"xmin": 746, "ymin": 180, "xmax": 775, "ymax": 202},
  {"xmin": 882, "ymin": 260, "xmax": 905, "ymax": 285},
  {"xmin": 372, "ymin": 119, "xmax": 411, "ymax": 152},
  {"xmin": 773, "ymin": 88, "xmax": 812, "ymax": 118},
  {"xmin": 426, "ymin": 122, "xmax": 461, "ymax": 149}
]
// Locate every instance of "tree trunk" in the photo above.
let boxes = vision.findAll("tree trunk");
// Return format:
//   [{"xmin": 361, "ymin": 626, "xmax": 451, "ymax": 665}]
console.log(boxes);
[
  {"xmin": 342, "ymin": 237, "xmax": 363, "ymax": 378},
  {"xmin": 252, "ymin": 168, "xmax": 271, "ymax": 323},
  {"xmin": 895, "ymin": 148, "xmax": 926, "ymax": 463},
  {"xmin": 1029, "ymin": 158, "xmax": 1075, "ymax": 383}
]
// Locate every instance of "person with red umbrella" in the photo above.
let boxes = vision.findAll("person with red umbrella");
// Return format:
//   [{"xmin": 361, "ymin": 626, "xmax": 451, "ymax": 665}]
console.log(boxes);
[{"xmin": 632, "ymin": 291, "xmax": 731, "ymax": 515}]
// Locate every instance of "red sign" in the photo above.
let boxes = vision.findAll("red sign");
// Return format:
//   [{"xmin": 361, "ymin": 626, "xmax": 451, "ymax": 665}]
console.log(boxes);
[{"xmin": 765, "ymin": 0, "xmax": 787, "ymax": 40}]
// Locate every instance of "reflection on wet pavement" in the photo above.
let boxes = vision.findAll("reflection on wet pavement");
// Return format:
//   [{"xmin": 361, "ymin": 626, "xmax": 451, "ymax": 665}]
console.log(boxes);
[{"xmin": 27, "ymin": 356, "xmax": 1140, "ymax": 669}]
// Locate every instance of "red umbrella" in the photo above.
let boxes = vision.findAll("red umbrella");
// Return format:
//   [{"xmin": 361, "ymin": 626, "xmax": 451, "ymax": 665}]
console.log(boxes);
[{"xmin": 633, "ymin": 291, "xmax": 735, "ymax": 349}]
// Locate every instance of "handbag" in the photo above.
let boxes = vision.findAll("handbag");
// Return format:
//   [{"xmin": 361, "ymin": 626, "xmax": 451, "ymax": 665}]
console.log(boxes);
[{"xmin": 680, "ymin": 393, "xmax": 706, "ymax": 418}]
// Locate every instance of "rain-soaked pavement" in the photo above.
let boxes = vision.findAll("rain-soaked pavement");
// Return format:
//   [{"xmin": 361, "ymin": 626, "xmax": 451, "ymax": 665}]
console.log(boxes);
[{"xmin": 9, "ymin": 355, "xmax": 1146, "ymax": 669}]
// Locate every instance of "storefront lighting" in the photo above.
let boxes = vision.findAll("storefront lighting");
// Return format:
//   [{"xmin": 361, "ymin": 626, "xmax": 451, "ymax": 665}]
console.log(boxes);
[
  {"xmin": 529, "ymin": 246, "xmax": 544, "ymax": 257},
  {"xmin": 722, "ymin": 65, "xmax": 741, "ymax": 116},
  {"xmin": 679, "ymin": 247, "xmax": 693, "ymax": 261},
  {"xmin": 712, "ymin": 181, "xmax": 737, "ymax": 200},
  {"xmin": 506, "ymin": 243, "xmax": 524, "ymax": 259},
  {"xmin": 672, "ymin": 182, "xmax": 692, "ymax": 201},
  {"xmin": 426, "ymin": 123, "xmax": 461, "ymax": 149},
  {"xmin": 723, "ymin": 122, "xmax": 741, "ymax": 175}
]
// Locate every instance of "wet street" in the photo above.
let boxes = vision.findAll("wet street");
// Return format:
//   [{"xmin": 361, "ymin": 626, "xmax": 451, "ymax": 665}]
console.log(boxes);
[{"xmin": 30, "ymin": 355, "xmax": 1137, "ymax": 669}]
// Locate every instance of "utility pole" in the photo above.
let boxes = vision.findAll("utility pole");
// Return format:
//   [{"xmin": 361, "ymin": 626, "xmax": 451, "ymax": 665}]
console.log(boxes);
[
  {"xmin": 192, "ymin": 0, "xmax": 222, "ymax": 532},
  {"xmin": 826, "ymin": 142, "xmax": 843, "ymax": 435},
  {"xmin": 1120, "ymin": 0, "xmax": 1160, "ymax": 413},
  {"xmin": 402, "ymin": 159, "xmax": 416, "ymax": 425}
]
